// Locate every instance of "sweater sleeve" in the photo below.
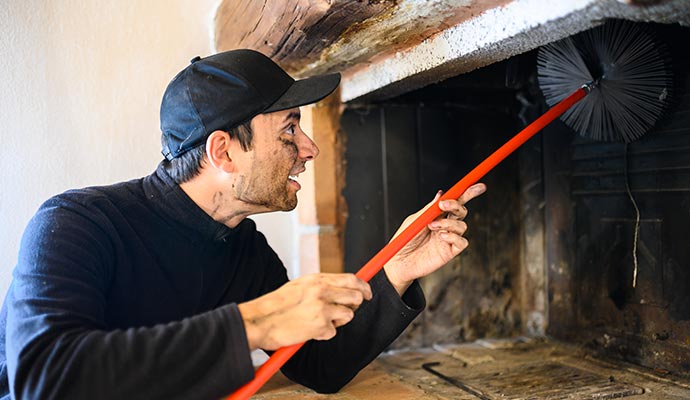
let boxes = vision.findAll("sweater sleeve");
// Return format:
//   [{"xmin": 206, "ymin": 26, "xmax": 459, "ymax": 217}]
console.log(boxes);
[
  {"xmin": 279, "ymin": 268, "xmax": 425, "ymax": 393},
  {"xmin": 5, "ymin": 201, "xmax": 254, "ymax": 400}
]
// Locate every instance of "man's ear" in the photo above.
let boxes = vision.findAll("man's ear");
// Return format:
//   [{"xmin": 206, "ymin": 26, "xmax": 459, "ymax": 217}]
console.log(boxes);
[{"xmin": 205, "ymin": 130, "xmax": 234, "ymax": 172}]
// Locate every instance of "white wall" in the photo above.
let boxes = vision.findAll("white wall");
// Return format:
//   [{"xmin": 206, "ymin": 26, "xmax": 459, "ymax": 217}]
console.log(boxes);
[
  {"xmin": 0, "ymin": 0, "xmax": 298, "ymax": 299},
  {"xmin": 251, "ymin": 211, "xmax": 300, "ymax": 279}
]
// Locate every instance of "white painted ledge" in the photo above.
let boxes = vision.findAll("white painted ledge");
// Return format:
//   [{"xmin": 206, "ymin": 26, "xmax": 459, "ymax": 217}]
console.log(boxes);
[{"xmin": 340, "ymin": 0, "xmax": 690, "ymax": 102}]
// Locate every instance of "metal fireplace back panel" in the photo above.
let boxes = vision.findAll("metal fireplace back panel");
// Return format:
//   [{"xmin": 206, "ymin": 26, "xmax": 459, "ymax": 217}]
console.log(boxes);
[{"xmin": 544, "ymin": 66, "xmax": 690, "ymax": 375}]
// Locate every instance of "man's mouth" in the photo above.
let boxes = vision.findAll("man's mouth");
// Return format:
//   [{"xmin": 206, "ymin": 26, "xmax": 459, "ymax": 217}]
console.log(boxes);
[
  {"xmin": 288, "ymin": 171, "xmax": 303, "ymax": 190},
  {"xmin": 288, "ymin": 164, "xmax": 306, "ymax": 190}
]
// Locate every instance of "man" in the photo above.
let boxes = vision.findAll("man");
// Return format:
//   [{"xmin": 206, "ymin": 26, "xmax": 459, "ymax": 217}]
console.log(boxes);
[{"xmin": 0, "ymin": 49, "xmax": 485, "ymax": 399}]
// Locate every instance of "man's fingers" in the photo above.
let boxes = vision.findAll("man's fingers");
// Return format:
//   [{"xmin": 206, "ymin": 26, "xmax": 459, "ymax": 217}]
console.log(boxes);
[
  {"xmin": 429, "ymin": 219, "xmax": 467, "ymax": 235},
  {"xmin": 312, "ymin": 304, "xmax": 356, "ymax": 341},
  {"xmin": 458, "ymin": 183, "xmax": 486, "ymax": 205},
  {"xmin": 438, "ymin": 183, "xmax": 486, "ymax": 219},
  {"xmin": 242, "ymin": 273, "xmax": 376, "ymax": 349},
  {"xmin": 321, "ymin": 286, "xmax": 367, "ymax": 310},
  {"xmin": 439, "ymin": 202, "xmax": 468, "ymax": 220},
  {"xmin": 439, "ymin": 232, "xmax": 469, "ymax": 254},
  {"xmin": 328, "ymin": 304, "xmax": 356, "ymax": 328},
  {"xmin": 316, "ymin": 273, "xmax": 372, "ymax": 300}
]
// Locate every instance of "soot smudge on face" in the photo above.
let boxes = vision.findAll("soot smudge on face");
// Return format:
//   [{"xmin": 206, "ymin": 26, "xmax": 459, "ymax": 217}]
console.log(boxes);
[{"xmin": 280, "ymin": 138, "xmax": 298, "ymax": 158}]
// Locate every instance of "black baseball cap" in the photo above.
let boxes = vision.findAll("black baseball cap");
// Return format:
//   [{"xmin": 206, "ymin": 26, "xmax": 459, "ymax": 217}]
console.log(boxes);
[{"xmin": 160, "ymin": 49, "xmax": 341, "ymax": 160}]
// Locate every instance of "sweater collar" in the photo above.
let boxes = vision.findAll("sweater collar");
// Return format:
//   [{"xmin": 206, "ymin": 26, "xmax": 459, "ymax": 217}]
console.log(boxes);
[{"xmin": 145, "ymin": 162, "xmax": 240, "ymax": 242}]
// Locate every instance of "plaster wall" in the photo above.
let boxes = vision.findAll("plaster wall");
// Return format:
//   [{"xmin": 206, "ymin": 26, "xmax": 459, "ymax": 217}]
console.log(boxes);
[{"xmin": 0, "ymin": 0, "xmax": 300, "ymax": 300}]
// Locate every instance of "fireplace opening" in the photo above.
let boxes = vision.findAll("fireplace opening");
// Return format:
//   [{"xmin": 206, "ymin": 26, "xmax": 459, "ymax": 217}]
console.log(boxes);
[{"xmin": 338, "ymin": 20, "xmax": 690, "ymax": 398}]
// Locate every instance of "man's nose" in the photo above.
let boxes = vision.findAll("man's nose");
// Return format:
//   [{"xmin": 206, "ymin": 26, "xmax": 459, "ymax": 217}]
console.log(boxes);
[{"xmin": 296, "ymin": 130, "xmax": 319, "ymax": 161}]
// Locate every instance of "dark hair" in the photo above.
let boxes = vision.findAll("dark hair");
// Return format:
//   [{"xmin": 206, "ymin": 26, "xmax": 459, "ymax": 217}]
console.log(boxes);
[{"xmin": 163, "ymin": 121, "xmax": 253, "ymax": 184}]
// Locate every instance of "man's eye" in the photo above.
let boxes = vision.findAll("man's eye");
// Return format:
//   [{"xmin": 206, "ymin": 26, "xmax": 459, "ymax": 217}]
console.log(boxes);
[{"xmin": 285, "ymin": 125, "xmax": 295, "ymax": 136}]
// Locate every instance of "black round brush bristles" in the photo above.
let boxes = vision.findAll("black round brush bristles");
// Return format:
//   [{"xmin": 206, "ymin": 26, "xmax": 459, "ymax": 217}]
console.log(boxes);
[{"xmin": 537, "ymin": 19, "xmax": 674, "ymax": 142}]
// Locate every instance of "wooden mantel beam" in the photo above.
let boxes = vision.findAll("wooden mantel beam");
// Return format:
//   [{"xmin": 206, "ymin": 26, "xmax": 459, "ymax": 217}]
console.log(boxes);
[
  {"xmin": 213, "ymin": 0, "xmax": 515, "ymax": 77},
  {"xmin": 213, "ymin": 0, "xmax": 397, "ymax": 74}
]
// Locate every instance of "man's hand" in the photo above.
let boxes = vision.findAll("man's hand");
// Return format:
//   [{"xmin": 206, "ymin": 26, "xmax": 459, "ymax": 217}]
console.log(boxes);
[
  {"xmin": 383, "ymin": 183, "xmax": 487, "ymax": 296},
  {"xmin": 238, "ymin": 273, "xmax": 372, "ymax": 350}
]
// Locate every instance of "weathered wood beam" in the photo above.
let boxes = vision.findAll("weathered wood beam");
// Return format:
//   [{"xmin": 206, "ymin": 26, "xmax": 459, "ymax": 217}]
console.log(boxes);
[
  {"xmin": 214, "ymin": 0, "xmax": 514, "ymax": 76},
  {"xmin": 213, "ymin": 0, "xmax": 397, "ymax": 73}
]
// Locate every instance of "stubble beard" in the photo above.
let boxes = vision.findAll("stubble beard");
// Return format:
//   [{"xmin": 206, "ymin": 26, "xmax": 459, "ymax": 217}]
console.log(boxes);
[{"xmin": 235, "ymin": 166, "xmax": 297, "ymax": 212}]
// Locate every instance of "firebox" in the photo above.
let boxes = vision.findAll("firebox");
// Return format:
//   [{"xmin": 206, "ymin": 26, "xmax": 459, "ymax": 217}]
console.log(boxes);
[{"xmin": 332, "ymin": 20, "xmax": 690, "ymax": 400}]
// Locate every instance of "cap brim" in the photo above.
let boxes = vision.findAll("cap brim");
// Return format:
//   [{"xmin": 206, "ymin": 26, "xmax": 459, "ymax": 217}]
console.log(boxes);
[{"xmin": 264, "ymin": 73, "xmax": 341, "ymax": 113}]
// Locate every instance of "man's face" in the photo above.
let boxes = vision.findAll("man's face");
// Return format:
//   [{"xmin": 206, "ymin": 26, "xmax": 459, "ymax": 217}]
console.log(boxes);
[{"xmin": 231, "ymin": 108, "xmax": 318, "ymax": 212}]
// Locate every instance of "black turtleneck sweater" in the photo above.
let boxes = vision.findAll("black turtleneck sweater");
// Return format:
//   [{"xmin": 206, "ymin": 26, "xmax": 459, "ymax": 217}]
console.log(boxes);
[{"xmin": 0, "ymin": 163, "xmax": 424, "ymax": 400}]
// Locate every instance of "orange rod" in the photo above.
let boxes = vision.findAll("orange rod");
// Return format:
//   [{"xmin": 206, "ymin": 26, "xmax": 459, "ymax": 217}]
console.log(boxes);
[{"xmin": 227, "ymin": 86, "xmax": 588, "ymax": 400}]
